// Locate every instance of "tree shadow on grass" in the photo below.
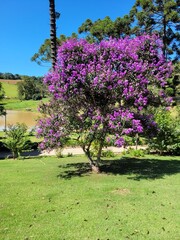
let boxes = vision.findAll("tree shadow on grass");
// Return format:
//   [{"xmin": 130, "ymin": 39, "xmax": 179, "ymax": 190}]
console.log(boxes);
[
  {"xmin": 0, "ymin": 149, "xmax": 43, "ymax": 160},
  {"xmin": 57, "ymin": 162, "xmax": 92, "ymax": 179},
  {"xmin": 57, "ymin": 156, "xmax": 180, "ymax": 180}
]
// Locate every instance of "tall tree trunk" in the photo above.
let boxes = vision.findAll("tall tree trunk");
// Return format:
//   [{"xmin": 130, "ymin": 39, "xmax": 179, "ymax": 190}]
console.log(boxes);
[
  {"xmin": 163, "ymin": 14, "xmax": 167, "ymax": 60},
  {"xmin": 49, "ymin": 0, "xmax": 57, "ymax": 70}
]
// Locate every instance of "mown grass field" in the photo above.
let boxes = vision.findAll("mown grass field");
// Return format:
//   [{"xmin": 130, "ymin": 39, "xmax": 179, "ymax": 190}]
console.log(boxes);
[
  {"xmin": 0, "ymin": 81, "xmax": 19, "ymax": 98},
  {"xmin": 1, "ymin": 98, "xmax": 48, "ymax": 111},
  {"xmin": 0, "ymin": 79, "xmax": 48, "ymax": 111},
  {"xmin": 0, "ymin": 155, "xmax": 179, "ymax": 240}
]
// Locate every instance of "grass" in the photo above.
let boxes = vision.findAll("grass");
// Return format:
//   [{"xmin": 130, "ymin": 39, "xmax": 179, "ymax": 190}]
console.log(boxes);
[
  {"xmin": 1, "ymin": 98, "xmax": 48, "ymax": 111},
  {"xmin": 0, "ymin": 131, "xmax": 4, "ymax": 138},
  {"xmin": 0, "ymin": 80, "xmax": 49, "ymax": 111},
  {"xmin": 1, "ymin": 99, "xmax": 38, "ymax": 111},
  {"xmin": 0, "ymin": 155, "xmax": 179, "ymax": 240},
  {"xmin": 1, "ymin": 82, "xmax": 18, "ymax": 98}
]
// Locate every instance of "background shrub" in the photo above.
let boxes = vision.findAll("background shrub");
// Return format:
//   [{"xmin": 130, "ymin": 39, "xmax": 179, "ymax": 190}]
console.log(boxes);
[{"xmin": 148, "ymin": 108, "xmax": 180, "ymax": 155}]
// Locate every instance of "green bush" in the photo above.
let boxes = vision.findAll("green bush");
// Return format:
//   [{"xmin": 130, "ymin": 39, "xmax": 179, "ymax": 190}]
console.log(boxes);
[
  {"xmin": 125, "ymin": 148, "xmax": 145, "ymax": 157},
  {"xmin": 32, "ymin": 93, "xmax": 42, "ymax": 100},
  {"xmin": 167, "ymin": 143, "xmax": 180, "ymax": 155},
  {"xmin": 148, "ymin": 108, "xmax": 180, "ymax": 155},
  {"xmin": 165, "ymin": 87, "xmax": 174, "ymax": 96},
  {"xmin": 4, "ymin": 123, "xmax": 30, "ymax": 158},
  {"xmin": 101, "ymin": 149, "xmax": 115, "ymax": 158}
]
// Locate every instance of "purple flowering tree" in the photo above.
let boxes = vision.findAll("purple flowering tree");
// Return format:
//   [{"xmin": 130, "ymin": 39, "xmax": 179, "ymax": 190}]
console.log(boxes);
[{"xmin": 37, "ymin": 34, "xmax": 172, "ymax": 172}]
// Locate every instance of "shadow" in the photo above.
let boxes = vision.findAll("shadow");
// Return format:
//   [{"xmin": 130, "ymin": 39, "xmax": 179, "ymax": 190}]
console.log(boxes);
[
  {"xmin": 57, "ymin": 162, "xmax": 92, "ymax": 179},
  {"xmin": 0, "ymin": 149, "xmax": 41, "ymax": 160},
  {"xmin": 57, "ymin": 156, "xmax": 180, "ymax": 180},
  {"xmin": 21, "ymin": 150, "xmax": 41, "ymax": 157}
]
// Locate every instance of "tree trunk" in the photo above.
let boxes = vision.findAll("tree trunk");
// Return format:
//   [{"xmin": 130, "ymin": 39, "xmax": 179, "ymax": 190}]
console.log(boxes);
[
  {"xmin": 91, "ymin": 164, "xmax": 100, "ymax": 173},
  {"xmin": 12, "ymin": 150, "xmax": 18, "ymax": 159},
  {"xmin": 163, "ymin": 14, "xmax": 167, "ymax": 60},
  {"xmin": 135, "ymin": 133, "xmax": 139, "ymax": 150},
  {"xmin": 49, "ymin": 0, "xmax": 57, "ymax": 70},
  {"xmin": 96, "ymin": 138, "xmax": 104, "ymax": 164},
  {"xmin": 83, "ymin": 146, "xmax": 100, "ymax": 173}
]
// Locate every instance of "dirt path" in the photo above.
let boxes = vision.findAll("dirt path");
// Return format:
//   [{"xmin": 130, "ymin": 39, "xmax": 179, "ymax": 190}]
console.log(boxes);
[
  {"xmin": 0, "ymin": 146, "xmax": 147, "ymax": 159},
  {"xmin": 40, "ymin": 146, "xmax": 124, "ymax": 156},
  {"xmin": 40, "ymin": 146, "xmax": 147, "ymax": 156}
]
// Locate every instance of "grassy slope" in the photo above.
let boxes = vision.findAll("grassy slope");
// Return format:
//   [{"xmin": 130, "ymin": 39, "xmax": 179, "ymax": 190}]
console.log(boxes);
[
  {"xmin": 0, "ymin": 80, "xmax": 48, "ymax": 111},
  {"xmin": 1, "ymin": 82, "xmax": 18, "ymax": 98},
  {"xmin": 0, "ymin": 155, "xmax": 179, "ymax": 240},
  {"xmin": 2, "ymin": 98, "xmax": 48, "ymax": 111}
]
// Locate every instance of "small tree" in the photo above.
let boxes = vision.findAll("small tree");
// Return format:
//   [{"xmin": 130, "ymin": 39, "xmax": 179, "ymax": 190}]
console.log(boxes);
[
  {"xmin": 4, "ymin": 123, "xmax": 29, "ymax": 159},
  {"xmin": 37, "ymin": 35, "xmax": 172, "ymax": 172},
  {"xmin": 17, "ymin": 76, "xmax": 45, "ymax": 100},
  {"xmin": 0, "ymin": 82, "xmax": 5, "ymax": 116},
  {"xmin": 148, "ymin": 108, "xmax": 180, "ymax": 155}
]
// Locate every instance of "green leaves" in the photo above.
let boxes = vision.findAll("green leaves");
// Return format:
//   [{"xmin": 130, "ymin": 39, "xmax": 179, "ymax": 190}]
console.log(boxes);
[
  {"xmin": 148, "ymin": 107, "xmax": 180, "ymax": 155},
  {"xmin": 4, "ymin": 123, "xmax": 29, "ymax": 158},
  {"xmin": 0, "ymin": 82, "xmax": 5, "ymax": 116},
  {"xmin": 131, "ymin": 0, "xmax": 180, "ymax": 61},
  {"xmin": 78, "ymin": 16, "xmax": 132, "ymax": 42}
]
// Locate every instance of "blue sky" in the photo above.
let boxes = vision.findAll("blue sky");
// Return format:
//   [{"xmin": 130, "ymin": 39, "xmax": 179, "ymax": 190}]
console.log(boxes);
[{"xmin": 0, "ymin": 0, "xmax": 135, "ymax": 77}]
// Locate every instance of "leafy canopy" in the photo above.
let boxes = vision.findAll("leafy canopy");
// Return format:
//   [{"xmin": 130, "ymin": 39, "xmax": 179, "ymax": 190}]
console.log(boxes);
[{"xmin": 130, "ymin": 0, "xmax": 180, "ymax": 61}]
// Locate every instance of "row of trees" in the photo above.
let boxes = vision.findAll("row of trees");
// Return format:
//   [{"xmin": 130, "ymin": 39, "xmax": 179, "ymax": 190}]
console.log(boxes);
[
  {"xmin": 32, "ymin": 0, "xmax": 180, "ymax": 65},
  {"xmin": 78, "ymin": 0, "xmax": 179, "ymax": 61},
  {"xmin": 32, "ymin": 0, "xmax": 180, "ymax": 105},
  {"xmin": 0, "ymin": 72, "xmax": 21, "ymax": 80},
  {"xmin": 0, "ymin": 72, "xmax": 43, "ymax": 81}
]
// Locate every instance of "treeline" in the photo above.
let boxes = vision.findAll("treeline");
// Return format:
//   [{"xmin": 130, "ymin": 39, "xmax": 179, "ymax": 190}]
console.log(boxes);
[
  {"xmin": 31, "ymin": 0, "xmax": 179, "ymax": 104},
  {"xmin": 0, "ymin": 72, "xmax": 42, "ymax": 81},
  {"xmin": 0, "ymin": 72, "xmax": 22, "ymax": 80},
  {"xmin": 32, "ymin": 0, "xmax": 180, "ymax": 65},
  {"xmin": 17, "ymin": 76, "xmax": 46, "ymax": 101}
]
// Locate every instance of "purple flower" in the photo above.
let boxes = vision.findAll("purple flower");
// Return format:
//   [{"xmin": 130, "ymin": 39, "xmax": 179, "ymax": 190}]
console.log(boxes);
[
  {"xmin": 115, "ymin": 138, "xmax": 125, "ymax": 147},
  {"xmin": 37, "ymin": 34, "xmax": 172, "ymax": 155}
]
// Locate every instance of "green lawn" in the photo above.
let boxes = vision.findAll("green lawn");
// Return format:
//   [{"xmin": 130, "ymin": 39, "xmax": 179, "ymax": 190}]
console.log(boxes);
[
  {"xmin": 0, "ymin": 155, "xmax": 179, "ymax": 240},
  {"xmin": 1, "ymin": 82, "xmax": 18, "ymax": 98},
  {"xmin": 1, "ymin": 98, "xmax": 49, "ymax": 111},
  {"xmin": 0, "ymin": 80, "xmax": 49, "ymax": 111}
]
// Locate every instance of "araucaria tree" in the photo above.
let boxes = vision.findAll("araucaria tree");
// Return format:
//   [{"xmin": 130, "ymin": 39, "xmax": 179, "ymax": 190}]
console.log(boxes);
[
  {"xmin": 37, "ymin": 35, "xmax": 172, "ymax": 172},
  {"xmin": 49, "ymin": 0, "xmax": 57, "ymax": 70},
  {"xmin": 130, "ymin": 0, "xmax": 180, "ymax": 61}
]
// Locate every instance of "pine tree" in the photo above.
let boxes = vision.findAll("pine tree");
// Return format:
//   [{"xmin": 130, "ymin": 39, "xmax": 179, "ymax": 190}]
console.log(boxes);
[{"xmin": 130, "ymin": 0, "xmax": 180, "ymax": 61}]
